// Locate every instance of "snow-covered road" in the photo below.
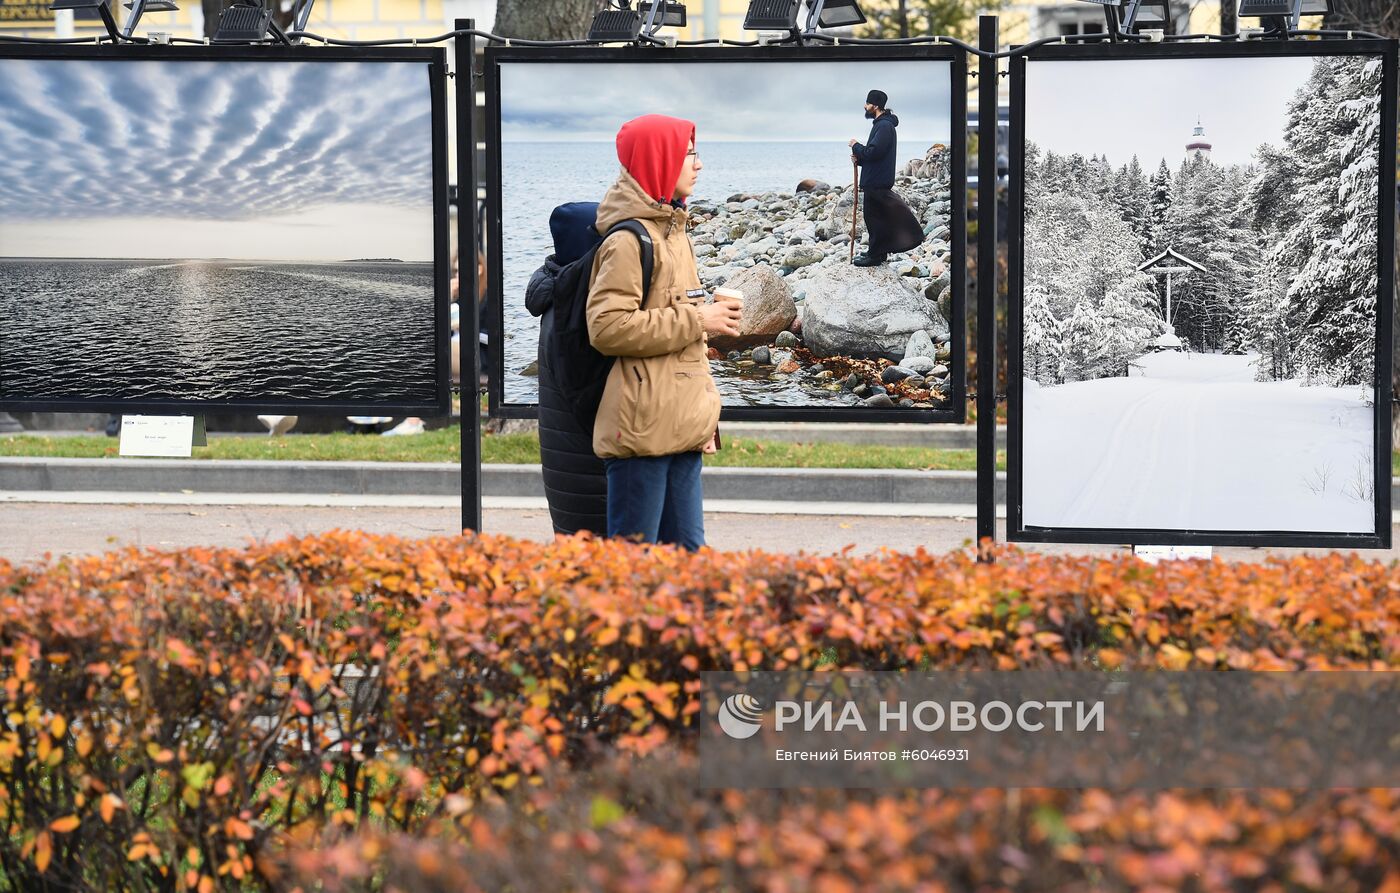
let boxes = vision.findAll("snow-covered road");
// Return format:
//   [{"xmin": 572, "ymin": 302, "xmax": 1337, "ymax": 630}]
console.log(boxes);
[{"xmin": 1022, "ymin": 352, "xmax": 1376, "ymax": 532}]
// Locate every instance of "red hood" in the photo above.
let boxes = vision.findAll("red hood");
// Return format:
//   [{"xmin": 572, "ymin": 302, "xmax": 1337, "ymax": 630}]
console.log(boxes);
[{"xmin": 615, "ymin": 114, "xmax": 695, "ymax": 205}]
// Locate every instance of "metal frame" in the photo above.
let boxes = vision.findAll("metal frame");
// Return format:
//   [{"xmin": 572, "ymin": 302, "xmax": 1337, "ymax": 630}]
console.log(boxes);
[
  {"xmin": 455, "ymin": 19, "xmax": 482, "ymax": 532},
  {"xmin": 481, "ymin": 43, "xmax": 968, "ymax": 424},
  {"xmin": 1005, "ymin": 39, "xmax": 1397, "ymax": 549},
  {"xmin": 0, "ymin": 43, "xmax": 453, "ymax": 418}
]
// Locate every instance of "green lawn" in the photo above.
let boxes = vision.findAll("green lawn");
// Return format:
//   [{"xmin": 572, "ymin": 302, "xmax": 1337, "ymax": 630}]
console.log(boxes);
[
  {"xmin": 5, "ymin": 429, "xmax": 1396, "ymax": 475},
  {"xmin": 0, "ymin": 428, "xmax": 997, "ymax": 471}
]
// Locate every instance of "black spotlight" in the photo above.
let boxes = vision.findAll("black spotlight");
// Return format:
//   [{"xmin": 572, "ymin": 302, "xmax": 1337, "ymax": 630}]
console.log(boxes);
[
  {"xmin": 638, "ymin": 0, "xmax": 686, "ymax": 27},
  {"xmin": 806, "ymin": 0, "xmax": 865, "ymax": 28},
  {"xmin": 213, "ymin": 0, "xmax": 289, "ymax": 41},
  {"xmin": 48, "ymin": 0, "xmax": 120, "ymax": 39},
  {"xmin": 587, "ymin": 6, "xmax": 644, "ymax": 41},
  {"xmin": 743, "ymin": 0, "xmax": 800, "ymax": 30}
]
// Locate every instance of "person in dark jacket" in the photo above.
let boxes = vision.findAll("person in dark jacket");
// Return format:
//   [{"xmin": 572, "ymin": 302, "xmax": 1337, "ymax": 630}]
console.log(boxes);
[
  {"xmin": 848, "ymin": 89, "xmax": 925, "ymax": 267},
  {"xmin": 524, "ymin": 203, "xmax": 610, "ymax": 536}
]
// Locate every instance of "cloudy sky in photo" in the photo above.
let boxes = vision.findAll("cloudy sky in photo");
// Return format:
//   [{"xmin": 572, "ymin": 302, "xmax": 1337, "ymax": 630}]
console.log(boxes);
[
  {"xmin": 500, "ymin": 60, "xmax": 953, "ymax": 149},
  {"xmin": 0, "ymin": 59, "xmax": 435, "ymax": 260},
  {"xmin": 1025, "ymin": 55, "xmax": 1338, "ymax": 167}
]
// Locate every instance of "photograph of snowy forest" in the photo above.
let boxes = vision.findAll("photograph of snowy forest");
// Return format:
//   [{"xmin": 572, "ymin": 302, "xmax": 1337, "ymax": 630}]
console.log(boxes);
[{"xmin": 1017, "ymin": 51, "xmax": 1385, "ymax": 534}]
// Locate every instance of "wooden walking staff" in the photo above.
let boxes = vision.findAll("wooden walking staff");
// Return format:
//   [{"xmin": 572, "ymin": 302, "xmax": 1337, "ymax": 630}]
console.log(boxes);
[{"xmin": 849, "ymin": 158, "xmax": 860, "ymax": 262}]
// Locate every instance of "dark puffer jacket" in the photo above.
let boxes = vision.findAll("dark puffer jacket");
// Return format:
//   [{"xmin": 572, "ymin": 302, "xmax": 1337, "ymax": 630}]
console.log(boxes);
[{"xmin": 526, "ymin": 257, "xmax": 608, "ymax": 536}]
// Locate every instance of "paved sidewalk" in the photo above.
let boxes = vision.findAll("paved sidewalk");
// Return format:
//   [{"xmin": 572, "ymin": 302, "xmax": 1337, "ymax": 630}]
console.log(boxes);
[{"xmin": 3, "ymin": 500, "xmax": 1391, "ymax": 567}]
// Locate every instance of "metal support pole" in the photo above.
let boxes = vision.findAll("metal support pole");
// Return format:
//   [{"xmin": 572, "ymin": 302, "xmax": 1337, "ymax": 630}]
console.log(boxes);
[
  {"xmin": 975, "ymin": 14, "xmax": 999, "ymax": 554},
  {"xmin": 456, "ymin": 18, "xmax": 483, "ymax": 534}
]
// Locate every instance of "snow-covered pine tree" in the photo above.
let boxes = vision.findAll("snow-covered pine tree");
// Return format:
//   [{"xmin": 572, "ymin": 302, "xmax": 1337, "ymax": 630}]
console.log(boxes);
[
  {"xmin": 1273, "ymin": 55, "xmax": 1379, "ymax": 386},
  {"xmin": 1058, "ymin": 300, "xmax": 1106, "ymax": 384},
  {"xmin": 1246, "ymin": 247, "xmax": 1295, "ymax": 381},
  {"xmin": 1147, "ymin": 160, "xmax": 1173, "ymax": 257}
]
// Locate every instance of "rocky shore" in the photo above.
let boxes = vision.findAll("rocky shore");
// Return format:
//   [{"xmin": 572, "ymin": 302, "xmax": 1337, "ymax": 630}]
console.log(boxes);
[{"xmin": 688, "ymin": 144, "xmax": 956, "ymax": 409}]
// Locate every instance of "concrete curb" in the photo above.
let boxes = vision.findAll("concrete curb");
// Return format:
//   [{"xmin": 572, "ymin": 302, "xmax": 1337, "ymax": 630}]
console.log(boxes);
[{"xmin": 0, "ymin": 458, "xmax": 1004, "ymax": 504}]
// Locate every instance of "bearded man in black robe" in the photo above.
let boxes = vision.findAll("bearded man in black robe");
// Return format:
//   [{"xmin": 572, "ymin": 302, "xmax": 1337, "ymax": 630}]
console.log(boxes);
[{"xmin": 848, "ymin": 89, "xmax": 924, "ymax": 267}]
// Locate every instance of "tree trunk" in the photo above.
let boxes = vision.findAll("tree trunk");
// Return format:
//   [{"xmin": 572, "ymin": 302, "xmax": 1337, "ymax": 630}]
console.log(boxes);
[
  {"xmin": 493, "ymin": 0, "xmax": 599, "ymax": 40},
  {"xmin": 897, "ymin": 0, "xmax": 909, "ymax": 37},
  {"xmin": 202, "ymin": 0, "xmax": 220, "ymax": 39},
  {"xmin": 1219, "ymin": 0, "xmax": 1236, "ymax": 35}
]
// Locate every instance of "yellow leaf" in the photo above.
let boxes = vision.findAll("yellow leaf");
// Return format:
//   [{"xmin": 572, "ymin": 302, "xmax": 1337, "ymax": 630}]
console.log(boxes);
[
  {"xmin": 50, "ymin": 716, "xmax": 66, "ymax": 739},
  {"xmin": 49, "ymin": 815, "xmax": 79, "ymax": 834},
  {"xmin": 75, "ymin": 734, "xmax": 93, "ymax": 758},
  {"xmin": 596, "ymin": 627, "xmax": 620, "ymax": 646}
]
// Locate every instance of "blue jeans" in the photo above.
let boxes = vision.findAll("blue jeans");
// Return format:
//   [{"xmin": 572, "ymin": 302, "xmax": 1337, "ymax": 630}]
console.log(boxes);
[{"xmin": 604, "ymin": 452, "xmax": 705, "ymax": 551}]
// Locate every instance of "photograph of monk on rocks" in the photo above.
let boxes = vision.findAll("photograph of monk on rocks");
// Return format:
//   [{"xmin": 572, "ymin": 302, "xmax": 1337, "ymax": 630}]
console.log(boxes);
[{"xmin": 492, "ymin": 56, "xmax": 958, "ymax": 412}]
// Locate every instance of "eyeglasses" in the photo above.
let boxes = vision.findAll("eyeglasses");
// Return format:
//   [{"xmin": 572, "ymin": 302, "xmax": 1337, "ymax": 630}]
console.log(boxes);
[{"xmin": 685, "ymin": 149, "xmax": 699, "ymax": 162}]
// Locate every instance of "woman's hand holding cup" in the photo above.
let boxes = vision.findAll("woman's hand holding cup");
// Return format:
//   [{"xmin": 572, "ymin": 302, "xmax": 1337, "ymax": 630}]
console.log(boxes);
[{"xmin": 701, "ymin": 286, "xmax": 744, "ymax": 338}]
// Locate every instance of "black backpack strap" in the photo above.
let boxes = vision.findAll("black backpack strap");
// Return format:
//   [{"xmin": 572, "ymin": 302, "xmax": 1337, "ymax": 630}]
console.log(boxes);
[{"xmin": 603, "ymin": 220, "xmax": 654, "ymax": 302}]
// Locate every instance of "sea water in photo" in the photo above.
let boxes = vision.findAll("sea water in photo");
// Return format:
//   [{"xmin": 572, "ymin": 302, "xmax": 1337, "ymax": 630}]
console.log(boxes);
[{"xmin": 0, "ymin": 259, "xmax": 435, "ymax": 404}]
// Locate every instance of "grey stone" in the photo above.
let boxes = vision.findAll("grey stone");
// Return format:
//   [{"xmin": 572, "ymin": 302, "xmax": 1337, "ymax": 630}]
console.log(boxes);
[
  {"xmin": 842, "ymin": 373, "xmax": 862, "ymax": 390},
  {"xmin": 881, "ymin": 366, "xmax": 916, "ymax": 384},
  {"xmin": 903, "ymin": 356, "xmax": 936, "ymax": 375},
  {"xmin": 774, "ymin": 330, "xmax": 800, "ymax": 349},
  {"xmin": 752, "ymin": 346, "xmax": 771, "ymax": 365},
  {"xmin": 853, "ymin": 383, "xmax": 871, "ymax": 398},
  {"xmin": 863, "ymin": 393, "xmax": 896, "ymax": 408},
  {"xmin": 898, "ymin": 398, "xmax": 915, "ymax": 408},
  {"xmin": 931, "ymin": 364, "xmax": 948, "ymax": 377},
  {"xmin": 800, "ymin": 264, "xmax": 951, "ymax": 361},
  {"xmin": 741, "ymin": 198, "xmax": 761, "ymax": 211},
  {"xmin": 694, "ymin": 244, "xmax": 717, "ymax": 258},
  {"xmin": 904, "ymin": 330, "xmax": 936, "ymax": 362},
  {"xmin": 782, "ymin": 246, "xmax": 824, "ymax": 269}
]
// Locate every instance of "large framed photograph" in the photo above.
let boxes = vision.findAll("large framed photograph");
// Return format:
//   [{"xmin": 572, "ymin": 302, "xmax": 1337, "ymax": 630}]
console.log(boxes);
[
  {"xmin": 484, "ymin": 46, "xmax": 966, "ymax": 422},
  {"xmin": 0, "ymin": 46, "xmax": 451, "ymax": 415},
  {"xmin": 1008, "ymin": 41, "xmax": 1397, "ymax": 547}
]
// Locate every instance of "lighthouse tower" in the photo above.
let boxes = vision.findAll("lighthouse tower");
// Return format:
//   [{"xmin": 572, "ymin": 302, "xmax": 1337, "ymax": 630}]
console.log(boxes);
[{"xmin": 1186, "ymin": 118, "xmax": 1212, "ymax": 162}]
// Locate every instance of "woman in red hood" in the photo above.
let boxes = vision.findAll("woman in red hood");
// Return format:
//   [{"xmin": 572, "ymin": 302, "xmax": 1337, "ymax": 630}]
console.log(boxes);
[{"xmin": 585, "ymin": 114, "xmax": 743, "ymax": 550}]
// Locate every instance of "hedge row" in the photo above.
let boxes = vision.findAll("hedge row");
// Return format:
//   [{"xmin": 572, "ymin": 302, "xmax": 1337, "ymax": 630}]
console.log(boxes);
[
  {"xmin": 279, "ymin": 749, "xmax": 1400, "ymax": 893},
  {"xmin": 0, "ymin": 533, "xmax": 1393, "ymax": 890}
]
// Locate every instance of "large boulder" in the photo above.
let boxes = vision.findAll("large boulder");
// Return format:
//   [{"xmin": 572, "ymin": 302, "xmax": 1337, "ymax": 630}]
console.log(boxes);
[
  {"xmin": 801, "ymin": 265, "xmax": 950, "ymax": 361},
  {"xmin": 707, "ymin": 265, "xmax": 797, "ymax": 352}
]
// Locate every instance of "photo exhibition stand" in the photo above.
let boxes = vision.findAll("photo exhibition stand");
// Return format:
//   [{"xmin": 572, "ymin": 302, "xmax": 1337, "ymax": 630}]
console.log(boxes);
[{"xmin": 0, "ymin": 17, "xmax": 1388, "ymax": 554}]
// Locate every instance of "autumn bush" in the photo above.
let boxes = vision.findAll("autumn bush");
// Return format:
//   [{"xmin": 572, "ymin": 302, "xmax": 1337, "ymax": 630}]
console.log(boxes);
[
  {"xmin": 0, "ymin": 532, "xmax": 1393, "ymax": 891},
  {"xmin": 281, "ymin": 748, "xmax": 1400, "ymax": 893}
]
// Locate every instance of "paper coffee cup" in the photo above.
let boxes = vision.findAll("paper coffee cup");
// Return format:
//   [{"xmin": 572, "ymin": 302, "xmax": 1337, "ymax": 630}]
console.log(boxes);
[{"xmin": 714, "ymin": 286, "xmax": 744, "ymax": 305}]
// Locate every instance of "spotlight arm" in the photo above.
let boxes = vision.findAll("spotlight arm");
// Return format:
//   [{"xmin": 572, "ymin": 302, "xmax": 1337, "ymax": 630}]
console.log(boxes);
[
  {"xmin": 96, "ymin": 0, "xmax": 122, "ymax": 40},
  {"xmin": 292, "ymin": 0, "xmax": 316, "ymax": 35},
  {"xmin": 121, "ymin": 0, "xmax": 147, "ymax": 38},
  {"xmin": 640, "ymin": 0, "xmax": 664, "ymax": 37},
  {"xmin": 801, "ymin": 0, "xmax": 828, "ymax": 39}
]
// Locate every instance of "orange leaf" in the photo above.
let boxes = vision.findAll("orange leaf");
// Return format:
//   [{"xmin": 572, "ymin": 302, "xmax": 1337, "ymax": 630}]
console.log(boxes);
[
  {"xmin": 34, "ymin": 832, "xmax": 51, "ymax": 873},
  {"xmin": 49, "ymin": 816, "xmax": 80, "ymax": 834}
]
